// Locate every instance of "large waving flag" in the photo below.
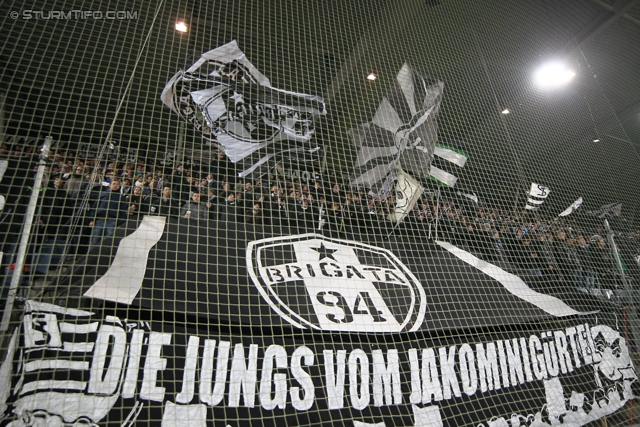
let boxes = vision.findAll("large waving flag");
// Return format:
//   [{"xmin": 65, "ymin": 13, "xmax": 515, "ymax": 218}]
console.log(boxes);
[
  {"xmin": 349, "ymin": 63, "xmax": 444, "ymax": 192},
  {"xmin": 589, "ymin": 202, "xmax": 623, "ymax": 218},
  {"xmin": 161, "ymin": 40, "xmax": 326, "ymax": 177}
]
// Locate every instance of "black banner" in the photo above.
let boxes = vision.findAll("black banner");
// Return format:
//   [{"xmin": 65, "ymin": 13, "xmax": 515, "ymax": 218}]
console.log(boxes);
[
  {"xmin": 0, "ymin": 217, "xmax": 636, "ymax": 427},
  {"xmin": 65, "ymin": 217, "xmax": 602, "ymax": 333},
  {"xmin": 0, "ymin": 301, "xmax": 636, "ymax": 427}
]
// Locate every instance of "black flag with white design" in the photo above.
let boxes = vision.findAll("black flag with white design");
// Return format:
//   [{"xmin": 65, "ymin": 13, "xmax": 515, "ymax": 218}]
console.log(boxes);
[
  {"xmin": 349, "ymin": 63, "xmax": 444, "ymax": 192},
  {"xmin": 161, "ymin": 40, "xmax": 326, "ymax": 178}
]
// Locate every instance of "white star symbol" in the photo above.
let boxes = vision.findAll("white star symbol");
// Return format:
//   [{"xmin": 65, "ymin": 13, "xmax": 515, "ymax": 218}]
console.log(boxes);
[{"xmin": 229, "ymin": 91, "xmax": 244, "ymax": 105}]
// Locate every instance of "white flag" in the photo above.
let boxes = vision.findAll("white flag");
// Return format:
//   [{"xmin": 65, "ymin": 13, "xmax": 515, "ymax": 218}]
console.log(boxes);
[
  {"xmin": 394, "ymin": 169, "xmax": 423, "ymax": 224},
  {"xmin": 429, "ymin": 165, "xmax": 457, "ymax": 187},
  {"xmin": 525, "ymin": 182, "xmax": 551, "ymax": 210},
  {"xmin": 527, "ymin": 197, "xmax": 545, "ymax": 205},
  {"xmin": 558, "ymin": 197, "xmax": 583, "ymax": 217},
  {"xmin": 529, "ymin": 183, "xmax": 551, "ymax": 198}
]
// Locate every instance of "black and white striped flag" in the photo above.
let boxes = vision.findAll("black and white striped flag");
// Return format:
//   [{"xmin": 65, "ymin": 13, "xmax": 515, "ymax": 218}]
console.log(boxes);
[
  {"xmin": 349, "ymin": 63, "xmax": 444, "ymax": 192},
  {"xmin": 161, "ymin": 40, "xmax": 326, "ymax": 178},
  {"xmin": 525, "ymin": 182, "xmax": 551, "ymax": 210}
]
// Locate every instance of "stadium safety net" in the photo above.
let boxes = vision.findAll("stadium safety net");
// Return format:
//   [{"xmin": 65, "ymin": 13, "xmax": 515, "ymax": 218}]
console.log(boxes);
[{"xmin": 1, "ymin": 1, "xmax": 640, "ymax": 426}]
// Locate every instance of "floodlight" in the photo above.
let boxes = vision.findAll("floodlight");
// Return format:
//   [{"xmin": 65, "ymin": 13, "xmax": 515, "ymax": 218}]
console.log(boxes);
[
  {"xmin": 534, "ymin": 63, "xmax": 575, "ymax": 87},
  {"xmin": 175, "ymin": 21, "xmax": 188, "ymax": 33}
]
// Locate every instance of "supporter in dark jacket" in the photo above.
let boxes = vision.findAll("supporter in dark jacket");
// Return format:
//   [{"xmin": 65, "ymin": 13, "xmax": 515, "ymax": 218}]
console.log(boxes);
[
  {"xmin": 148, "ymin": 186, "xmax": 179, "ymax": 218},
  {"xmin": 244, "ymin": 202, "xmax": 264, "ymax": 224},
  {"xmin": 126, "ymin": 185, "xmax": 145, "ymax": 217},
  {"xmin": 589, "ymin": 236, "xmax": 615, "ymax": 285},
  {"xmin": 218, "ymin": 193, "xmax": 239, "ymax": 223},
  {"xmin": 180, "ymin": 192, "xmax": 210, "ymax": 221},
  {"xmin": 293, "ymin": 199, "xmax": 316, "ymax": 229},
  {"xmin": 509, "ymin": 237, "xmax": 547, "ymax": 276},
  {"xmin": 575, "ymin": 235, "xmax": 595, "ymax": 290},
  {"xmin": 38, "ymin": 176, "xmax": 70, "ymax": 239},
  {"xmin": 88, "ymin": 180, "xmax": 128, "ymax": 247},
  {"xmin": 549, "ymin": 230, "xmax": 576, "ymax": 284},
  {"xmin": 489, "ymin": 229, "xmax": 510, "ymax": 266}
]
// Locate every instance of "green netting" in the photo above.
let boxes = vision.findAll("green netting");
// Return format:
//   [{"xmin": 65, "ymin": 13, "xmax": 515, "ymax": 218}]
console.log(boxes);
[{"xmin": 1, "ymin": 1, "xmax": 640, "ymax": 426}]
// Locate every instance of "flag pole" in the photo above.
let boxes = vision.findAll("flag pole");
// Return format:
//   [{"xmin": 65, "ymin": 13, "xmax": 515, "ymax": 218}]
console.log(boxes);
[
  {"xmin": 605, "ymin": 219, "xmax": 640, "ymax": 353},
  {"xmin": 434, "ymin": 189, "xmax": 441, "ymax": 241},
  {"xmin": 317, "ymin": 202, "xmax": 324, "ymax": 231},
  {"xmin": 384, "ymin": 164, "xmax": 402, "ymax": 238},
  {"xmin": 1, "ymin": 136, "xmax": 53, "ymax": 332}
]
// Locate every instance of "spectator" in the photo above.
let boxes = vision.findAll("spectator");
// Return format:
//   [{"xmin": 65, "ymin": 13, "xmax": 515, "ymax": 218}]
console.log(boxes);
[
  {"xmin": 103, "ymin": 170, "xmax": 115, "ymax": 184},
  {"xmin": 60, "ymin": 164, "xmax": 72, "ymax": 180},
  {"xmin": 329, "ymin": 183, "xmax": 344, "ymax": 203},
  {"xmin": 206, "ymin": 189, "xmax": 219, "ymax": 206},
  {"xmin": 204, "ymin": 172, "xmax": 216, "ymax": 188},
  {"xmin": 171, "ymin": 173, "xmax": 192, "ymax": 203},
  {"xmin": 212, "ymin": 151, "xmax": 235, "ymax": 183},
  {"xmin": 510, "ymin": 237, "xmax": 546, "ymax": 276},
  {"xmin": 220, "ymin": 181, "xmax": 233, "ymax": 199},
  {"xmin": 269, "ymin": 184, "xmax": 281, "ymax": 202},
  {"xmin": 550, "ymin": 230, "xmax": 575, "ymax": 284},
  {"xmin": 218, "ymin": 192, "xmax": 239, "ymax": 222},
  {"xmin": 127, "ymin": 185, "xmax": 145, "ymax": 217},
  {"xmin": 149, "ymin": 186, "xmax": 179, "ymax": 217},
  {"xmin": 293, "ymin": 198, "xmax": 315, "ymax": 229},
  {"xmin": 145, "ymin": 179, "xmax": 160, "ymax": 198},
  {"xmin": 88, "ymin": 180, "xmax": 128, "ymax": 247},
  {"xmin": 325, "ymin": 201, "xmax": 343, "ymax": 232},
  {"xmin": 155, "ymin": 170, "xmax": 165, "ymax": 189},
  {"xmin": 589, "ymin": 235, "xmax": 615, "ymax": 286},
  {"xmin": 51, "ymin": 175, "xmax": 65, "ymax": 191},
  {"xmin": 311, "ymin": 181, "xmax": 325, "ymax": 200},
  {"xmin": 245, "ymin": 202, "xmax": 264, "ymax": 224},
  {"xmin": 541, "ymin": 233, "xmax": 560, "ymax": 273},
  {"xmin": 243, "ymin": 181, "xmax": 255, "ymax": 199},
  {"xmin": 65, "ymin": 166, "xmax": 86, "ymax": 197},
  {"xmin": 121, "ymin": 178, "xmax": 133, "ymax": 195},
  {"xmin": 576, "ymin": 235, "xmax": 595, "ymax": 291},
  {"xmin": 254, "ymin": 178, "xmax": 267, "ymax": 197},
  {"xmin": 490, "ymin": 229, "xmax": 510, "ymax": 266},
  {"xmin": 234, "ymin": 192, "xmax": 247, "ymax": 210},
  {"xmin": 180, "ymin": 191, "xmax": 210, "ymax": 220}
]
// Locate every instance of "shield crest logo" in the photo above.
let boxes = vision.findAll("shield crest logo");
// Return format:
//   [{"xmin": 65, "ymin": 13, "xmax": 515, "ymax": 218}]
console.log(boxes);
[{"xmin": 247, "ymin": 234, "xmax": 426, "ymax": 332}]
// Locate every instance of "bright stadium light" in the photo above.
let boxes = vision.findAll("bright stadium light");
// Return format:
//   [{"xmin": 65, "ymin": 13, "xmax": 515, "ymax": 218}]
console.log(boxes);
[
  {"xmin": 175, "ymin": 21, "xmax": 188, "ymax": 33},
  {"xmin": 367, "ymin": 72, "xmax": 377, "ymax": 81},
  {"xmin": 534, "ymin": 63, "xmax": 575, "ymax": 87}
]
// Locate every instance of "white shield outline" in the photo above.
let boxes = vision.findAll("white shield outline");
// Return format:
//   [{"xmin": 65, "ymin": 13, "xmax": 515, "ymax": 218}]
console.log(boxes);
[{"xmin": 247, "ymin": 233, "xmax": 426, "ymax": 332}]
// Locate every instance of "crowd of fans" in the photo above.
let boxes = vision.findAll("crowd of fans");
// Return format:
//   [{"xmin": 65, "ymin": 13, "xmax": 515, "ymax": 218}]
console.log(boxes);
[{"xmin": 1, "ymin": 143, "xmax": 639, "ymax": 300}]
